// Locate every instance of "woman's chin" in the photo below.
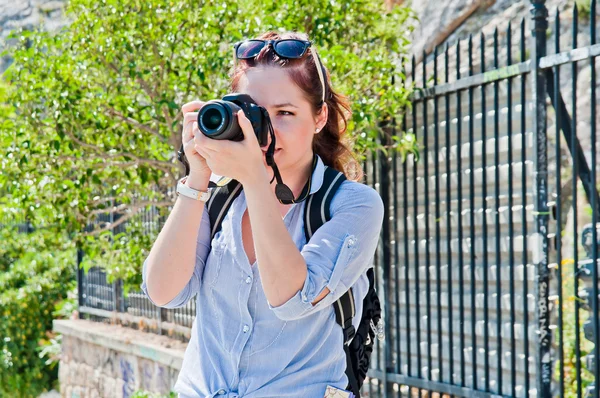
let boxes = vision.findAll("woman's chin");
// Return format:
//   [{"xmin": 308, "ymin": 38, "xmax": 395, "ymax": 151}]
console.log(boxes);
[{"xmin": 262, "ymin": 149, "xmax": 283, "ymax": 161}]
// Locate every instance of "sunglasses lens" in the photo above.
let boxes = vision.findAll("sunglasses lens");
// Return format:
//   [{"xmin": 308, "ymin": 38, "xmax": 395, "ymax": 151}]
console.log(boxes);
[
  {"xmin": 274, "ymin": 40, "xmax": 308, "ymax": 58},
  {"xmin": 236, "ymin": 40, "xmax": 266, "ymax": 59}
]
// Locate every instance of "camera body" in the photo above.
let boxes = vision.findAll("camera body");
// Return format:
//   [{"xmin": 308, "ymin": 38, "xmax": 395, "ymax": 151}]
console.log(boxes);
[{"xmin": 197, "ymin": 93, "xmax": 270, "ymax": 146}]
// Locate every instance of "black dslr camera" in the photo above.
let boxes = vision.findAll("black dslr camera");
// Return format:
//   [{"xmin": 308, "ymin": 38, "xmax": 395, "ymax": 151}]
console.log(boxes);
[{"xmin": 197, "ymin": 93, "xmax": 270, "ymax": 146}]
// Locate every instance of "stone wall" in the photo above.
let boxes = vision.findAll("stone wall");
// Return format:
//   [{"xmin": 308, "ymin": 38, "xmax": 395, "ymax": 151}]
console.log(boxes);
[
  {"xmin": 0, "ymin": 0, "xmax": 70, "ymax": 74},
  {"xmin": 54, "ymin": 319, "xmax": 187, "ymax": 398}
]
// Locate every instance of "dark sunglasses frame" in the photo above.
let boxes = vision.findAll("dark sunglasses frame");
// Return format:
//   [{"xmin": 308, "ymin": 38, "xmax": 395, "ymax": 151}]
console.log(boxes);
[
  {"xmin": 232, "ymin": 39, "xmax": 326, "ymax": 103},
  {"xmin": 234, "ymin": 39, "xmax": 312, "ymax": 60}
]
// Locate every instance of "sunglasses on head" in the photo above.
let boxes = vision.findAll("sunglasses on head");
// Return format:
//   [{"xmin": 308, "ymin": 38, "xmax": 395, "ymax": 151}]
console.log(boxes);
[{"xmin": 233, "ymin": 39, "xmax": 326, "ymax": 104}]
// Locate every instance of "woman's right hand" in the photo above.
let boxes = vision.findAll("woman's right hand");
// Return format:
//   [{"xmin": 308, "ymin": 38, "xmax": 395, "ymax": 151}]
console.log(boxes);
[{"xmin": 181, "ymin": 101, "xmax": 212, "ymax": 184}]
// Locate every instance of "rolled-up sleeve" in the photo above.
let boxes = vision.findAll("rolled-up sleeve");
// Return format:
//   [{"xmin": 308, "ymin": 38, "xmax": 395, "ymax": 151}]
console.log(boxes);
[
  {"xmin": 140, "ymin": 205, "xmax": 212, "ymax": 309},
  {"xmin": 268, "ymin": 181, "xmax": 384, "ymax": 321}
]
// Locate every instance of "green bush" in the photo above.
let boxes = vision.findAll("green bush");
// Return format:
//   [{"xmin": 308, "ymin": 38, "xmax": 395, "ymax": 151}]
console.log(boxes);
[
  {"xmin": 1, "ymin": 0, "xmax": 416, "ymax": 291},
  {"xmin": 574, "ymin": 0, "xmax": 592, "ymax": 19},
  {"xmin": 0, "ymin": 225, "xmax": 75, "ymax": 397}
]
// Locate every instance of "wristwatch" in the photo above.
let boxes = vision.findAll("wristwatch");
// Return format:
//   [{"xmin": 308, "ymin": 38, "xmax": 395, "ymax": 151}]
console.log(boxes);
[{"xmin": 176, "ymin": 176, "xmax": 213, "ymax": 202}]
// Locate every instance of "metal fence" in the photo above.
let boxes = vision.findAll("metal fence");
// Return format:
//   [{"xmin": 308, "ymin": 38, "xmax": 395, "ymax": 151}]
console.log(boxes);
[
  {"xmin": 77, "ymin": 192, "xmax": 199, "ymax": 341},
  {"xmin": 74, "ymin": 1, "xmax": 600, "ymax": 397},
  {"xmin": 360, "ymin": 1, "xmax": 599, "ymax": 397}
]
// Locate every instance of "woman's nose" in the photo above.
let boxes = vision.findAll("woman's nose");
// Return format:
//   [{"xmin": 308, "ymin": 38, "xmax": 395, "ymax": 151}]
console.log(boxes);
[
  {"xmin": 263, "ymin": 126, "xmax": 280, "ymax": 149},
  {"xmin": 260, "ymin": 130, "xmax": 274, "ymax": 150}
]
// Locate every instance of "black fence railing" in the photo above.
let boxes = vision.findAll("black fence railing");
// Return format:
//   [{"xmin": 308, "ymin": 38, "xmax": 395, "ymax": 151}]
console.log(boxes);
[
  {"xmin": 362, "ymin": 1, "xmax": 598, "ymax": 397},
  {"xmin": 71, "ymin": 1, "xmax": 600, "ymax": 397},
  {"xmin": 76, "ymin": 192, "xmax": 199, "ymax": 341}
]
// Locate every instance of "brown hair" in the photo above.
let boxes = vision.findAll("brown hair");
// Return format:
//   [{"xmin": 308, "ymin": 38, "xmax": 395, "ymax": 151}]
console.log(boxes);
[{"xmin": 230, "ymin": 31, "xmax": 363, "ymax": 182}]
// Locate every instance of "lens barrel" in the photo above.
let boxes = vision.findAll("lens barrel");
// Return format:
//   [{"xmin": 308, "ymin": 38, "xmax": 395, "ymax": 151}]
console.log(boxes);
[{"xmin": 198, "ymin": 100, "xmax": 243, "ymax": 141}]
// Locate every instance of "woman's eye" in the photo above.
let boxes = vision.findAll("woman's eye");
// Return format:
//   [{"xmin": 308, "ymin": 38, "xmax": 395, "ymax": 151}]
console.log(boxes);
[{"xmin": 278, "ymin": 110, "xmax": 293, "ymax": 116}]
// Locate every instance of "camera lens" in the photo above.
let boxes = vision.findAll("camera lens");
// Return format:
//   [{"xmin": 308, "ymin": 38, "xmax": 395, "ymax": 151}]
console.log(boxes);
[
  {"xmin": 203, "ymin": 108, "xmax": 223, "ymax": 130},
  {"xmin": 198, "ymin": 100, "xmax": 242, "ymax": 141},
  {"xmin": 199, "ymin": 105, "xmax": 227, "ymax": 136}
]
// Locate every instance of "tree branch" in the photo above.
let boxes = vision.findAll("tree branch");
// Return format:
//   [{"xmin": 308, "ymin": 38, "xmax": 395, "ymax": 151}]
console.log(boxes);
[
  {"xmin": 99, "ymin": 54, "xmax": 160, "ymax": 101},
  {"xmin": 149, "ymin": 41, "xmax": 178, "ymax": 136},
  {"xmin": 136, "ymin": 74, "xmax": 161, "ymax": 101},
  {"xmin": 103, "ymin": 106, "xmax": 169, "ymax": 144},
  {"xmin": 162, "ymin": 106, "xmax": 175, "ymax": 139},
  {"xmin": 91, "ymin": 161, "xmax": 139, "ymax": 170},
  {"xmin": 90, "ymin": 196, "xmax": 118, "ymax": 205},
  {"xmin": 81, "ymin": 209, "xmax": 137, "ymax": 237},
  {"xmin": 81, "ymin": 200, "xmax": 173, "ymax": 237},
  {"xmin": 57, "ymin": 155, "xmax": 138, "ymax": 170},
  {"xmin": 87, "ymin": 200, "xmax": 172, "ymax": 217},
  {"xmin": 153, "ymin": 41, "xmax": 167, "ymax": 84},
  {"xmin": 61, "ymin": 124, "xmax": 174, "ymax": 172}
]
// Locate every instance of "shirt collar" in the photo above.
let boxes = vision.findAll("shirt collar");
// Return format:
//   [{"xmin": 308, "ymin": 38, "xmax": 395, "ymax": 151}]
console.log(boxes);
[{"xmin": 309, "ymin": 154, "xmax": 325, "ymax": 195}]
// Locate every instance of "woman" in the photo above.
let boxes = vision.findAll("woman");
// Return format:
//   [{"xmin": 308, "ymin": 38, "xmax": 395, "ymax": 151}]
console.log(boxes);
[{"xmin": 141, "ymin": 31, "xmax": 384, "ymax": 398}]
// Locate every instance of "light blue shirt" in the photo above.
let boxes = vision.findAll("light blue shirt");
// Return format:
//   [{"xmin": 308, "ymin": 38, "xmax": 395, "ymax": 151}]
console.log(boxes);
[{"xmin": 141, "ymin": 155, "xmax": 384, "ymax": 398}]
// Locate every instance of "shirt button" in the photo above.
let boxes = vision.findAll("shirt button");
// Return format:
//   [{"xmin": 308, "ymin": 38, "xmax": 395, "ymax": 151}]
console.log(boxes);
[
  {"xmin": 217, "ymin": 389, "xmax": 226, "ymax": 395},
  {"xmin": 243, "ymin": 325, "xmax": 250, "ymax": 333},
  {"xmin": 301, "ymin": 293, "xmax": 308, "ymax": 302},
  {"xmin": 347, "ymin": 237, "xmax": 356, "ymax": 247},
  {"xmin": 245, "ymin": 276, "xmax": 252, "ymax": 284}
]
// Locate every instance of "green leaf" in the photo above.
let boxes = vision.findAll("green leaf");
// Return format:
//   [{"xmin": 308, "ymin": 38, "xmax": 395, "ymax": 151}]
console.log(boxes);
[
  {"xmin": 140, "ymin": 165, "xmax": 149, "ymax": 185},
  {"xmin": 0, "ymin": 0, "xmax": 416, "ymax": 298}
]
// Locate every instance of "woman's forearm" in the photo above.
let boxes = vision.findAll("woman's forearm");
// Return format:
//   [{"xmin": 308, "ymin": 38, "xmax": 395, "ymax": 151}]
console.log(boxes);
[
  {"xmin": 243, "ymin": 169, "xmax": 308, "ymax": 307},
  {"xmin": 144, "ymin": 175, "xmax": 209, "ymax": 306}
]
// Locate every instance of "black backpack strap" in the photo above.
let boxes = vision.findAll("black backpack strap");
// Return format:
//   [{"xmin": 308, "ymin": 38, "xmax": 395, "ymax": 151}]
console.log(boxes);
[
  {"xmin": 334, "ymin": 288, "xmax": 356, "ymax": 340},
  {"xmin": 303, "ymin": 166, "xmax": 346, "ymax": 242},
  {"xmin": 344, "ymin": 343, "xmax": 361, "ymax": 397},
  {"xmin": 207, "ymin": 178, "xmax": 243, "ymax": 240}
]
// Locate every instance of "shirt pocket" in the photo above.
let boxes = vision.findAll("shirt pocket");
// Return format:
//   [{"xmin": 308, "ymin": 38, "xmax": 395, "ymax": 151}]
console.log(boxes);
[{"xmin": 202, "ymin": 242, "xmax": 227, "ymax": 287}]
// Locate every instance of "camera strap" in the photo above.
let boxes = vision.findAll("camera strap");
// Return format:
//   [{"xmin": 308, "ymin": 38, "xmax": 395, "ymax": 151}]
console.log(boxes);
[{"xmin": 263, "ymin": 114, "xmax": 313, "ymax": 205}]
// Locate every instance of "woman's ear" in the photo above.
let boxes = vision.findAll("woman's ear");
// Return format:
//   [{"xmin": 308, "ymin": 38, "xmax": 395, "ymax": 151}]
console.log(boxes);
[{"xmin": 315, "ymin": 103, "xmax": 328, "ymax": 134}]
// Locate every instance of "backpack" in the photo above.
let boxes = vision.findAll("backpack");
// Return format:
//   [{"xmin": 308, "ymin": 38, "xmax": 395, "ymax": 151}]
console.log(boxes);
[{"xmin": 205, "ymin": 166, "xmax": 383, "ymax": 397}]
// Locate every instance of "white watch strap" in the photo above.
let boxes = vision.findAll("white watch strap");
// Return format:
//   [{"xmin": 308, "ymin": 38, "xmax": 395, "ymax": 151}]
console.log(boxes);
[{"xmin": 177, "ymin": 177, "xmax": 212, "ymax": 202}]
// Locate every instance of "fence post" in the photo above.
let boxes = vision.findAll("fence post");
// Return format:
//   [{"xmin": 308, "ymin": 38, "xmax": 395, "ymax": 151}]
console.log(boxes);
[
  {"xmin": 530, "ymin": 1, "xmax": 551, "ymax": 397},
  {"xmin": 379, "ymin": 120, "xmax": 393, "ymax": 397},
  {"xmin": 76, "ymin": 244, "xmax": 85, "ymax": 319},
  {"xmin": 114, "ymin": 279, "xmax": 125, "ymax": 313}
]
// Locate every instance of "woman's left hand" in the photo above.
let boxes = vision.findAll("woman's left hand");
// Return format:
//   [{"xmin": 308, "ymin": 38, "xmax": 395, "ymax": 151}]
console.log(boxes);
[{"xmin": 194, "ymin": 110, "xmax": 268, "ymax": 184}]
